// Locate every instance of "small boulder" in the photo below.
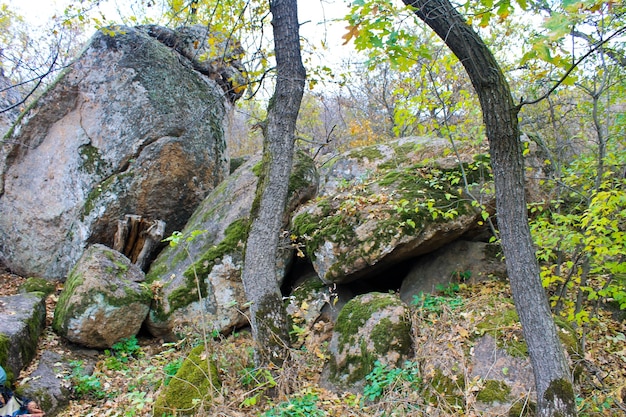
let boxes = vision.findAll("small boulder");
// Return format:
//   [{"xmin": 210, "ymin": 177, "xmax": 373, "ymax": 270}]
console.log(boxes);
[
  {"xmin": 0, "ymin": 293, "xmax": 46, "ymax": 381},
  {"xmin": 471, "ymin": 335, "xmax": 535, "ymax": 415},
  {"xmin": 16, "ymin": 350, "xmax": 72, "ymax": 417},
  {"xmin": 52, "ymin": 244, "xmax": 152, "ymax": 349},
  {"xmin": 327, "ymin": 292, "xmax": 413, "ymax": 388}
]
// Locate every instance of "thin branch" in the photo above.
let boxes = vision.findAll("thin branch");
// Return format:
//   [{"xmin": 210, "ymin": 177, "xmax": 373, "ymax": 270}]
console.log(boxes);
[
  {"xmin": 0, "ymin": 51, "xmax": 59, "ymax": 115},
  {"xmin": 519, "ymin": 26, "xmax": 626, "ymax": 107}
]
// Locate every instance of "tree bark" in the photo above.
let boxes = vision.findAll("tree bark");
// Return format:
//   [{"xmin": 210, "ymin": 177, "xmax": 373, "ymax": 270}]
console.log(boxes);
[
  {"xmin": 240, "ymin": 0, "xmax": 306, "ymax": 367},
  {"xmin": 403, "ymin": 0, "xmax": 576, "ymax": 415}
]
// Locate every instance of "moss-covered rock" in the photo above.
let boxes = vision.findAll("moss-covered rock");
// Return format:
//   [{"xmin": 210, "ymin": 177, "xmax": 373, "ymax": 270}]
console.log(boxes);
[
  {"xmin": 476, "ymin": 307, "xmax": 582, "ymax": 358},
  {"xmin": 153, "ymin": 344, "xmax": 221, "ymax": 416},
  {"xmin": 327, "ymin": 292, "xmax": 413, "ymax": 387},
  {"xmin": 52, "ymin": 244, "xmax": 152, "ymax": 349},
  {"xmin": 0, "ymin": 293, "xmax": 46, "ymax": 382},
  {"xmin": 145, "ymin": 151, "xmax": 318, "ymax": 338},
  {"xmin": 291, "ymin": 137, "xmax": 493, "ymax": 284}
]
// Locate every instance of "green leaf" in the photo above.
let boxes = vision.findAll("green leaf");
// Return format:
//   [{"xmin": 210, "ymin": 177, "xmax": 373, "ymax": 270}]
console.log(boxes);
[{"xmin": 544, "ymin": 13, "xmax": 572, "ymax": 40}]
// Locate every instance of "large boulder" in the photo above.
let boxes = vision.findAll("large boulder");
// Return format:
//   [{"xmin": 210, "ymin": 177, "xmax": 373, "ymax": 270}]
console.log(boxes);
[
  {"xmin": 145, "ymin": 151, "xmax": 318, "ymax": 337},
  {"xmin": 0, "ymin": 25, "xmax": 235, "ymax": 279},
  {"xmin": 292, "ymin": 137, "xmax": 493, "ymax": 284},
  {"xmin": 326, "ymin": 292, "xmax": 413, "ymax": 388},
  {"xmin": 0, "ymin": 293, "xmax": 46, "ymax": 382},
  {"xmin": 52, "ymin": 244, "xmax": 152, "ymax": 349}
]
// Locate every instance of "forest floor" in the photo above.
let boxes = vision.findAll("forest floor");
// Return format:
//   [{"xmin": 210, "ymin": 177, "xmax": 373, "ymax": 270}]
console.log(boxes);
[{"xmin": 2, "ymin": 271, "xmax": 626, "ymax": 417}]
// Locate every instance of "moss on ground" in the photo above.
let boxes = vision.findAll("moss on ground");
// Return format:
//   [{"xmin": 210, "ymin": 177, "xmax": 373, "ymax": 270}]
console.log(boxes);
[
  {"xmin": 477, "ymin": 379, "xmax": 511, "ymax": 403},
  {"xmin": 153, "ymin": 343, "xmax": 221, "ymax": 416},
  {"xmin": 424, "ymin": 368, "xmax": 465, "ymax": 408}
]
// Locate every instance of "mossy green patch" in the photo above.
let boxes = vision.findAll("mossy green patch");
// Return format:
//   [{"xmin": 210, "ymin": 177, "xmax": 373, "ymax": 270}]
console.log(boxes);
[
  {"xmin": 334, "ymin": 293, "xmax": 399, "ymax": 347},
  {"xmin": 19, "ymin": 278, "xmax": 55, "ymax": 296},
  {"xmin": 477, "ymin": 379, "xmax": 511, "ymax": 403},
  {"xmin": 163, "ymin": 218, "xmax": 249, "ymax": 316},
  {"xmin": 153, "ymin": 344, "xmax": 221, "ymax": 416},
  {"xmin": 424, "ymin": 368, "xmax": 465, "ymax": 408},
  {"xmin": 348, "ymin": 145, "xmax": 383, "ymax": 161},
  {"xmin": 52, "ymin": 267, "xmax": 85, "ymax": 333},
  {"xmin": 0, "ymin": 334, "xmax": 12, "ymax": 383},
  {"xmin": 78, "ymin": 144, "xmax": 107, "ymax": 175},
  {"xmin": 251, "ymin": 160, "xmax": 264, "ymax": 177}
]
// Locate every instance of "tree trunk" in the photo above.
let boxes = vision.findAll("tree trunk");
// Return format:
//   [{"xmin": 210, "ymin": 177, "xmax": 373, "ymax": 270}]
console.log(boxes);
[
  {"xmin": 403, "ymin": 0, "xmax": 576, "ymax": 415},
  {"xmin": 240, "ymin": 0, "xmax": 306, "ymax": 367}
]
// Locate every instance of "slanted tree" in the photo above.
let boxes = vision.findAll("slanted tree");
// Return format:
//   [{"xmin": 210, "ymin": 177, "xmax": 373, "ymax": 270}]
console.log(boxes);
[
  {"xmin": 240, "ymin": 0, "xmax": 306, "ymax": 366},
  {"xmin": 400, "ymin": 0, "xmax": 576, "ymax": 415}
]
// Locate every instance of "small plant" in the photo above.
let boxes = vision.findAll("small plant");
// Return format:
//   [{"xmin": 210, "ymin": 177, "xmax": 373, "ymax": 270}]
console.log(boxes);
[
  {"xmin": 261, "ymin": 392, "xmax": 325, "ymax": 417},
  {"xmin": 363, "ymin": 360, "xmax": 421, "ymax": 402},
  {"xmin": 436, "ymin": 281, "xmax": 461, "ymax": 296},
  {"xmin": 66, "ymin": 360, "xmax": 107, "ymax": 399},
  {"xmin": 411, "ymin": 291, "xmax": 464, "ymax": 314},
  {"xmin": 239, "ymin": 366, "xmax": 278, "ymax": 407},
  {"xmin": 104, "ymin": 336, "xmax": 142, "ymax": 370},
  {"xmin": 162, "ymin": 358, "xmax": 183, "ymax": 386}
]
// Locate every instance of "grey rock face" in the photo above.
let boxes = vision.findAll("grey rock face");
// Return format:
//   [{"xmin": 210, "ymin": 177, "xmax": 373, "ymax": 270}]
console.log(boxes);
[
  {"xmin": 0, "ymin": 293, "xmax": 46, "ymax": 380},
  {"xmin": 399, "ymin": 240, "xmax": 506, "ymax": 302},
  {"xmin": 0, "ymin": 25, "xmax": 231, "ymax": 279},
  {"xmin": 18, "ymin": 350, "xmax": 72, "ymax": 417},
  {"xmin": 52, "ymin": 244, "xmax": 152, "ymax": 349}
]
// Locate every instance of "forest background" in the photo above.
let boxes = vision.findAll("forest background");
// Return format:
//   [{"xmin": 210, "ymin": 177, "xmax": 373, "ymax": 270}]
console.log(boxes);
[{"xmin": 0, "ymin": 0, "xmax": 625, "ymax": 416}]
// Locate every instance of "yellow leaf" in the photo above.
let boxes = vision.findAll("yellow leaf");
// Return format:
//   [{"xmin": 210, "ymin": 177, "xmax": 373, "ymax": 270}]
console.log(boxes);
[{"xmin": 342, "ymin": 24, "xmax": 360, "ymax": 46}]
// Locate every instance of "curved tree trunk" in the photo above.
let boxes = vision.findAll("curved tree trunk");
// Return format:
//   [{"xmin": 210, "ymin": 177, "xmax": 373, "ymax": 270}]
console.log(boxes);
[
  {"xmin": 403, "ymin": 0, "xmax": 576, "ymax": 415},
  {"xmin": 240, "ymin": 0, "xmax": 306, "ymax": 367}
]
